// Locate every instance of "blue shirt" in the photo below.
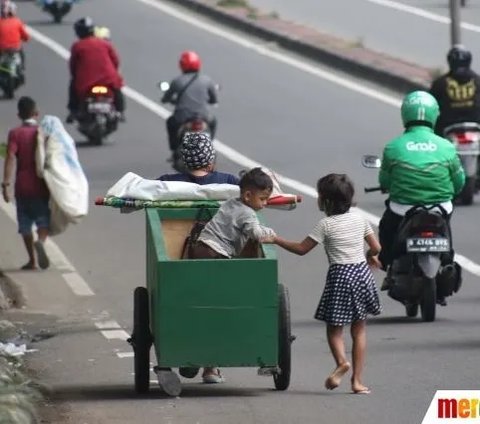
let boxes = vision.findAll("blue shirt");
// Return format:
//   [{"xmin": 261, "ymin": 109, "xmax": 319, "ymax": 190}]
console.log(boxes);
[{"xmin": 157, "ymin": 171, "xmax": 239, "ymax": 185}]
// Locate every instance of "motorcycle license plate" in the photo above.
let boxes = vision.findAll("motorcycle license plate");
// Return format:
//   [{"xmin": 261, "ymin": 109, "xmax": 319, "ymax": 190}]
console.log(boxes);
[
  {"xmin": 406, "ymin": 237, "xmax": 450, "ymax": 253},
  {"xmin": 88, "ymin": 102, "xmax": 112, "ymax": 113}
]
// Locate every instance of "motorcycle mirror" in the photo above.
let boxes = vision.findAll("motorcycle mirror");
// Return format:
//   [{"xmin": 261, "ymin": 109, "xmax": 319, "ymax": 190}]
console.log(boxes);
[
  {"xmin": 361, "ymin": 155, "xmax": 382, "ymax": 169},
  {"xmin": 158, "ymin": 81, "xmax": 170, "ymax": 92}
]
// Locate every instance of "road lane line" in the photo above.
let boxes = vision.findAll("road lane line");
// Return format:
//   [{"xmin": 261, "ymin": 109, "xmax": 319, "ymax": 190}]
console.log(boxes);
[
  {"xmin": 62, "ymin": 272, "xmax": 95, "ymax": 296},
  {"xmin": 366, "ymin": 0, "xmax": 480, "ymax": 33},
  {"xmin": 24, "ymin": 23, "xmax": 480, "ymax": 277},
  {"xmin": 94, "ymin": 321, "xmax": 122, "ymax": 330},
  {"xmin": 117, "ymin": 352, "xmax": 134, "ymax": 358},
  {"xmin": 100, "ymin": 330, "xmax": 131, "ymax": 341}
]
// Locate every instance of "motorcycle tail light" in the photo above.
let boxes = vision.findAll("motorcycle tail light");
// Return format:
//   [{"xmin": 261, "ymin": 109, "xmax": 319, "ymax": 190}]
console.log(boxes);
[
  {"xmin": 455, "ymin": 132, "xmax": 474, "ymax": 144},
  {"xmin": 91, "ymin": 86, "xmax": 109, "ymax": 95},
  {"xmin": 420, "ymin": 231, "xmax": 434, "ymax": 237}
]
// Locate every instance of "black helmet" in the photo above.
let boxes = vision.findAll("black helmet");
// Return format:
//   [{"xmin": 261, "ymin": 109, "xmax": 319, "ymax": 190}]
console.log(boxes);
[
  {"xmin": 447, "ymin": 45, "xmax": 472, "ymax": 70},
  {"xmin": 74, "ymin": 17, "xmax": 95, "ymax": 39}
]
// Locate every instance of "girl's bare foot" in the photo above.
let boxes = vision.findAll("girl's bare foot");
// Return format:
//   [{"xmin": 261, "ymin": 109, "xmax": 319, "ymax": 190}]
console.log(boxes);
[
  {"xmin": 351, "ymin": 379, "xmax": 371, "ymax": 394},
  {"xmin": 325, "ymin": 362, "xmax": 351, "ymax": 390}
]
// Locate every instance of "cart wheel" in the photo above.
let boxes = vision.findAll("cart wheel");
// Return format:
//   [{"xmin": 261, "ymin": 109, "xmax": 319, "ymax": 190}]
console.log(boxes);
[
  {"xmin": 132, "ymin": 287, "xmax": 152, "ymax": 394},
  {"xmin": 274, "ymin": 284, "xmax": 292, "ymax": 391}
]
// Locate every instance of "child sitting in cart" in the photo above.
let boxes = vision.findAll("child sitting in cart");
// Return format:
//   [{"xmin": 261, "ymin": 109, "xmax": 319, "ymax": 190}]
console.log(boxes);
[
  {"xmin": 192, "ymin": 167, "xmax": 276, "ymax": 259},
  {"xmin": 190, "ymin": 167, "xmax": 276, "ymax": 383},
  {"xmin": 157, "ymin": 132, "xmax": 239, "ymax": 185}
]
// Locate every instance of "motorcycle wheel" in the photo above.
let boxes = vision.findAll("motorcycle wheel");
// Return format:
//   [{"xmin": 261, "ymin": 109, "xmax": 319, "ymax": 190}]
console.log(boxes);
[
  {"xmin": 53, "ymin": 13, "xmax": 63, "ymax": 23},
  {"xmin": 405, "ymin": 303, "xmax": 419, "ymax": 318},
  {"xmin": 458, "ymin": 177, "xmax": 475, "ymax": 205},
  {"xmin": 420, "ymin": 278, "xmax": 436, "ymax": 322},
  {"xmin": 89, "ymin": 136, "xmax": 103, "ymax": 146}
]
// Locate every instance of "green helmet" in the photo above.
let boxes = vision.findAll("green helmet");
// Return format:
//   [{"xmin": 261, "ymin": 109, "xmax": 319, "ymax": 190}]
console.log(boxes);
[{"xmin": 401, "ymin": 91, "xmax": 440, "ymax": 128}]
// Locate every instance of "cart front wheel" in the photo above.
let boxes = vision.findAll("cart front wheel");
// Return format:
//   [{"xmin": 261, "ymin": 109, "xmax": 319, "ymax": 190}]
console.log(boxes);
[
  {"xmin": 132, "ymin": 286, "xmax": 152, "ymax": 394},
  {"xmin": 274, "ymin": 284, "xmax": 292, "ymax": 391}
]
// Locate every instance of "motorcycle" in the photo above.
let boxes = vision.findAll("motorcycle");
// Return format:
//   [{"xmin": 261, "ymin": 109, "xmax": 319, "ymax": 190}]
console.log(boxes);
[
  {"xmin": 158, "ymin": 81, "xmax": 216, "ymax": 173},
  {"xmin": 39, "ymin": 0, "xmax": 74, "ymax": 23},
  {"xmin": 74, "ymin": 85, "xmax": 119, "ymax": 145},
  {"xmin": 444, "ymin": 122, "xmax": 480, "ymax": 205},
  {"xmin": 362, "ymin": 155, "xmax": 462, "ymax": 322},
  {"xmin": 0, "ymin": 50, "xmax": 23, "ymax": 99}
]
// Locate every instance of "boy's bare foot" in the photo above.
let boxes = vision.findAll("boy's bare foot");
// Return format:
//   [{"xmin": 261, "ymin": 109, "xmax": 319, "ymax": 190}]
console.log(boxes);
[
  {"xmin": 325, "ymin": 362, "xmax": 351, "ymax": 390},
  {"xmin": 21, "ymin": 262, "xmax": 37, "ymax": 270}
]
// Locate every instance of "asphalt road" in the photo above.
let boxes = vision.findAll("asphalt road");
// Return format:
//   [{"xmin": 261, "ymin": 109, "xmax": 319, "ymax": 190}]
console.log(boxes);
[
  {"xmin": 247, "ymin": 0, "xmax": 480, "ymax": 70},
  {"xmin": 0, "ymin": 0, "xmax": 480, "ymax": 423}
]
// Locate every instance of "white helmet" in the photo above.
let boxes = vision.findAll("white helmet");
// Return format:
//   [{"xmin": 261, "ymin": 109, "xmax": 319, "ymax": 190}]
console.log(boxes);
[{"xmin": 1, "ymin": 0, "xmax": 17, "ymax": 17}]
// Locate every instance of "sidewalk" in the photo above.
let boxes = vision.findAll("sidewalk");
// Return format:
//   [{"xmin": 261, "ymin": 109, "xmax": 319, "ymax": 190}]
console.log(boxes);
[{"xmin": 164, "ymin": 0, "xmax": 433, "ymax": 93}]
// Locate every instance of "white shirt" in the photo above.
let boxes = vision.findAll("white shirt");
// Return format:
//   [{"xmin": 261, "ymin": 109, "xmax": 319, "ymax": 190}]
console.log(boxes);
[{"xmin": 309, "ymin": 211, "xmax": 373, "ymax": 265}]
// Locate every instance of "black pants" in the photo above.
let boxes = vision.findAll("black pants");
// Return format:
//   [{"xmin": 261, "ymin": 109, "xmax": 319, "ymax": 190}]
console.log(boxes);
[
  {"xmin": 166, "ymin": 115, "xmax": 217, "ymax": 151},
  {"xmin": 68, "ymin": 80, "xmax": 125, "ymax": 113},
  {"xmin": 378, "ymin": 206, "xmax": 453, "ymax": 269}
]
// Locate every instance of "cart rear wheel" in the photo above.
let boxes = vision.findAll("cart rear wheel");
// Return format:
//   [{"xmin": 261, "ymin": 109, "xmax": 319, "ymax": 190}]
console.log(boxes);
[
  {"xmin": 274, "ymin": 284, "xmax": 291, "ymax": 391},
  {"xmin": 133, "ymin": 287, "xmax": 151, "ymax": 393}
]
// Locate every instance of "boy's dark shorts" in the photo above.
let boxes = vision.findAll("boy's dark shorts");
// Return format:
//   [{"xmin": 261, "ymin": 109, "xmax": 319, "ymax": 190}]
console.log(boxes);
[{"xmin": 16, "ymin": 197, "xmax": 50, "ymax": 235}]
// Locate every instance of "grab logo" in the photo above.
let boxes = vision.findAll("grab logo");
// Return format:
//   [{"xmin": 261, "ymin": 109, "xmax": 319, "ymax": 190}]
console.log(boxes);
[{"xmin": 406, "ymin": 141, "xmax": 438, "ymax": 152}]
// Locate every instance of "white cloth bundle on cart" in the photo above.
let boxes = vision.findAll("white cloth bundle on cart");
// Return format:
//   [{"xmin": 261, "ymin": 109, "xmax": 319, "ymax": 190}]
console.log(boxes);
[{"xmin": 106, "ymin": 172, "xmax": 240, "ymax": 201}]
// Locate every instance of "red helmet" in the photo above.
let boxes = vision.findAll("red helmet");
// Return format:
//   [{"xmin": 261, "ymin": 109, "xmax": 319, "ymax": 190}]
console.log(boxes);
[{"xmin": 179, "ymin": 51, "xmax": 201, "ymax": 73}]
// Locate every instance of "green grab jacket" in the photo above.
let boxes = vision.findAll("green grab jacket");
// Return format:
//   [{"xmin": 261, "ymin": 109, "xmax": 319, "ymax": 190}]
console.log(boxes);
[{"xmin": 379, "ymin": 126, "xmax": 465, "ymax": 205}]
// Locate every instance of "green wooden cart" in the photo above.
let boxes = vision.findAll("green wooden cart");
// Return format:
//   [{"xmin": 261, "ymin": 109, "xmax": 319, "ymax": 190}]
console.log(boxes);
[{"xmin": 128, "ymin": 207, "xmax": 293, "ymax": 396}]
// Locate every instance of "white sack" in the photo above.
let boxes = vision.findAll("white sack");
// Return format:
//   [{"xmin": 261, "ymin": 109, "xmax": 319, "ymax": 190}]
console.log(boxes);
[{"xmin": 36, "ymin": 115, "xmax": 89, "ymax": 230}]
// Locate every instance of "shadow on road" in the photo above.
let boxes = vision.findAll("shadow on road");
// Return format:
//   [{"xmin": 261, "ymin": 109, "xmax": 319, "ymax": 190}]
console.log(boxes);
[{"xmin": 49, "ymin": 384, "xmax": 274, "ymax": 401}]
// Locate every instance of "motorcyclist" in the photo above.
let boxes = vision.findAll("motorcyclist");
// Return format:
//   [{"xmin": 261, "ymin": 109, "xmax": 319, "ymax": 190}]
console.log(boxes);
[
  {"xmin": 0, "ymin": 0, "xmax": 28, "ymax": 82},
  {"xmin": 67, "ymin": 17, "xmax": 125, "ymax": 123},
  {"xmin": 378, "ymin": 91, "xmax": 465, "ymax": 299},
  {"xmin": 161, "ymin": 51, "xmax": 218, "ymax": 155},
  {"xmin": 430, "ymin": 45, "xmax": 480, "ymax": 136}
]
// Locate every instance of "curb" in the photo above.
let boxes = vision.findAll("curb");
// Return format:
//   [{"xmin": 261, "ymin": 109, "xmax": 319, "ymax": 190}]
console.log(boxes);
[{"xmin": 164, "ymin": 0, "xmax": 432, "ymax": 94}]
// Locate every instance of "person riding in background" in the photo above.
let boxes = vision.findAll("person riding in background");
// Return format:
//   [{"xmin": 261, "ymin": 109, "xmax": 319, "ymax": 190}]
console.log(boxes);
[
  {"xmin": 0, "ymin": 1, "xmax": 28, "ymax": 81},
  {"xmin": 430, "ymin": 45, "xmax": 480, "ymax": 136},
  {"xmin": 67, "ymin": 17, "xmax": 125, "ymax": 123},
  {"xmin": 378, "ymin": 91, "xmax": 465, "ymax": 281},
  {"xmin": 158, "ymin": 133, "xmax": 239, "ymax": 185},
  {"xmin": 161, "ymin": 51, "xmax": 218, "ymax": 155}
]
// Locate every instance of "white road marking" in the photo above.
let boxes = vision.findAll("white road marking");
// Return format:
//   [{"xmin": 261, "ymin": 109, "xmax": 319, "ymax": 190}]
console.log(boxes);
[
  {"xmin": 62, "ymin": 272, "xmax": 95, "ymax": 296},
  {"xmin": 117, "ymin": 352, "xmax": 134, "ymax": 358},
  {"xmin": 100, "ymin": 330, "xmax": 131, "ymax": 341},
  {"xmin": 365, "ymin": 0, "xmax": 480, "ymax": 33},
  {"xmin": 24, "ymin": 16, "xmax": 480, "ymax": 278},
  {"xmin": 94, "ymin": 320, "xmax": 122, "ymax": 330}
]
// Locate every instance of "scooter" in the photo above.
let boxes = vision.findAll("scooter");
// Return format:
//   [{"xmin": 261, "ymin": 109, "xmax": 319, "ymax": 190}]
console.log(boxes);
[
  {"xmin": 158, "ymin": 81, "xmax": 216, "ymax": 173},
  {"xmin": 74, "ymin": 85, "xmax": 120, "ymax": 145},
  {"xmin": 444, "ymin": 122, "xmax": 480, "ymax": 205},
  {"xmin": 39, "ymin": 0, "xmax": 74, "ymax": 23},
  {"xmin": 0, "ymin": 50, "xmax": 23, "ymax": 99},
  {"xmin": 362, "ymin": 155, "xmax": 462, "ymax": 322}
]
